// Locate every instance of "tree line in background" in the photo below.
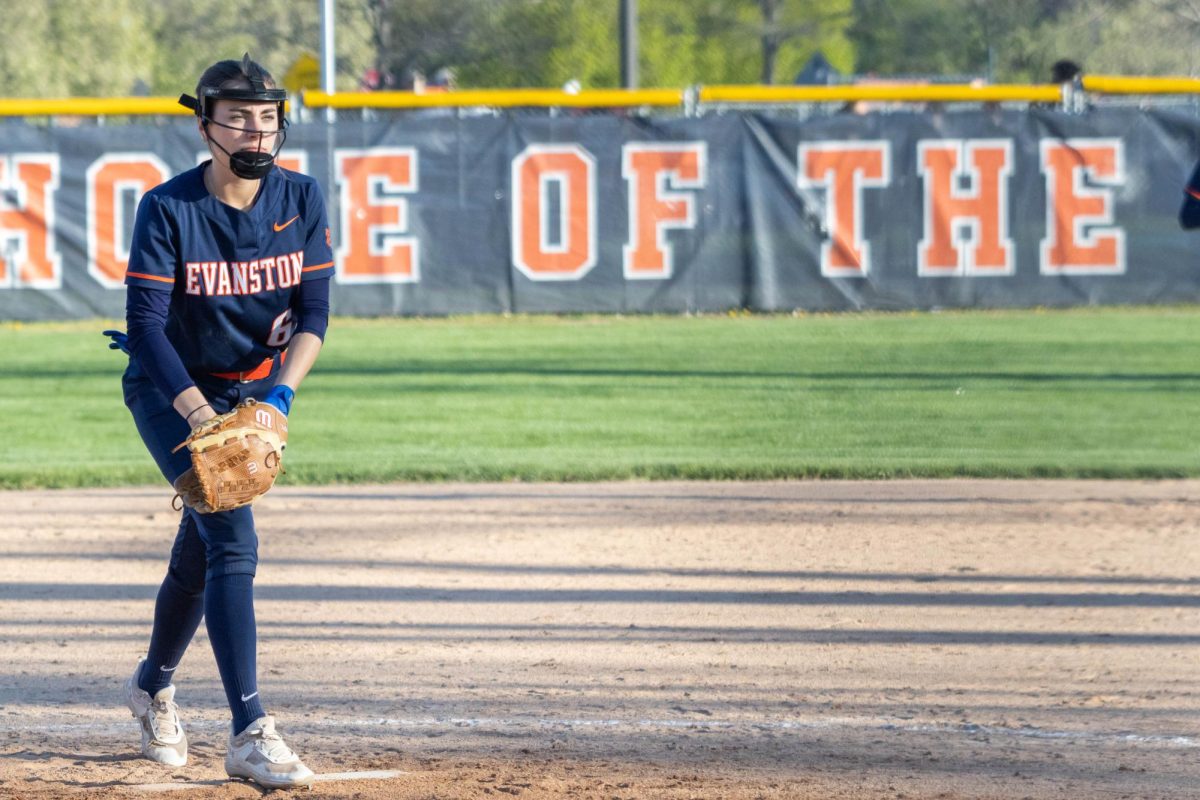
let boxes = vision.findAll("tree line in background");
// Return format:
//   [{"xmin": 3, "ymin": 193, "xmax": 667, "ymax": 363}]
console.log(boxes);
[{"xmin": 0, "ymin": 0, "xmax": 1196, "ymax": 98}]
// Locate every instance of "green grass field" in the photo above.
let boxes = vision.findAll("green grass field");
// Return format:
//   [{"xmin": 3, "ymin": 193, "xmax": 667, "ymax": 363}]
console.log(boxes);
[{"xmin": 1, "ymin": 308, "xmax": 1197, "ymax": 488}]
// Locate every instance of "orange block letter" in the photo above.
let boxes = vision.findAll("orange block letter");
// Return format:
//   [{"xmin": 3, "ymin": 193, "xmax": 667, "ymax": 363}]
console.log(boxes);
[
  {"xmin": 918, "ymin": 139, "xmax": 1013, "ymax": 276},
  {"xmin": 335, "ymin": 147, "xmax": 419, "ymax": 284},
  {"xmin": 511, "ymin": 145, "xmax": 596, "ymax": 281},
  {"xmin": 622, "ymin": 143, "xmax": 707, "ymax": 279},
  {"xmin": 1040, "ymin": 139, "xmax": 1125, "ymax": 275},
  {"xmin": 798, "ymin": 142, "xmax": 890, "ymax": 277},
  {"xmin": 86, "ymin": 155, "xmax": 168, "ymax": 288},
  {"xmin": 0, "ymin": 155, "xmax": 60, "ymax": 289},
  {"xmin": 274, "ymin": 151, "xmax": 308, "ymax": 175}
]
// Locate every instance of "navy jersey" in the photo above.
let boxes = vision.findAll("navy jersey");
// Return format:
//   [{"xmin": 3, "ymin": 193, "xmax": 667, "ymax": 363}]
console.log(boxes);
[{"xmin": 125, "ymin": 162, "xmax": 334, "ymax": 374}]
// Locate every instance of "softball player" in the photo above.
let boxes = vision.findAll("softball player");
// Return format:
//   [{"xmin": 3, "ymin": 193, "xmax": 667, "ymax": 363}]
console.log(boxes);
[{"xmin": 106, "ymin": 55, "xmax": 332, "ymax": 789}]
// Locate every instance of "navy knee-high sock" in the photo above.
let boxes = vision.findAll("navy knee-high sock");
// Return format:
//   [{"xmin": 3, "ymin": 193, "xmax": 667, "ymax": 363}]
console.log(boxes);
[
  {"xmin": 139, "ymin": 571, "xmax": 205, "ymax": 695},
  {"xmin": 205, "ymin": 573, "xmax": 266, "ymax": 734}
]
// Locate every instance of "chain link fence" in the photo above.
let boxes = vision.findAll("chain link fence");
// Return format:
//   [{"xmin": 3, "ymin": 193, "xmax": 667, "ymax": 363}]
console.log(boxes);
[{"xmin": 361, "ymin": 0, "xmax": 854, "ymax": 93}]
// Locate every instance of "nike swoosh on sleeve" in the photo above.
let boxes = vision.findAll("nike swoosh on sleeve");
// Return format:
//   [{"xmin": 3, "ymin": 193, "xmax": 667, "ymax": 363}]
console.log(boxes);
[
  {"xmin": 1188, "ymin": 188, "xmax": 1200, "ymax": 201},
  {"xmin": 273, "ymin": 215, "xmax": 300, "ymax": 232}
]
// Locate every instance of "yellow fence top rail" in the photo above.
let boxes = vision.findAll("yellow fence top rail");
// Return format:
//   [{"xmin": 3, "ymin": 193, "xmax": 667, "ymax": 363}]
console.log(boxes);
[
  {"xmin": 0, "ymin": 97, "xmax": 192, "ymax": 116},
  {"xmin": 303, "ymin": 87, "xmax": 684, "ymax": 109},
  {"xmin": 700, "ymin": 83, "xmax": 1062, "ymax": 103},
  {"xmin": 1082, "ymin": 75, "xmax": 1200, "ymax": 95},
  {"xmin": 1, "ymin": 76, "xmax": 1200, "ymax": 116}
]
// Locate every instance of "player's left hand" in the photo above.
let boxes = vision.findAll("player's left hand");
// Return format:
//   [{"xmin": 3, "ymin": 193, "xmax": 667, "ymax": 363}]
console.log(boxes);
[
  {"xmin": 261, "ymin": 384, "xmax": 294, "ymax": 416},
  {"xmin": 103, "ymin": 329, "xmax": 130, "ymax": 355},
  {"xmin": 173, "ymin": 398, "xmax": 288, "ymax": 514}
]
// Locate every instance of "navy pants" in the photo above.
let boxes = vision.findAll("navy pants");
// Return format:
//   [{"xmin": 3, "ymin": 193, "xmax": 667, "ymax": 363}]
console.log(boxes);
[{"xmin": 122, "ymin": 356, "xmax": 280, "ymax": 731}]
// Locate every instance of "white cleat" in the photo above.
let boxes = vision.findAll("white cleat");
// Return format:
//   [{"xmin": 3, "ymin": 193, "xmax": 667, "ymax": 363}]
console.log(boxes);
[
  {"xmin": 122, "ymin": 660, "xmax": 187, "ymax": 767},
  {"xmin": 225, "ymin": 715, "xmax": 314, "ymax": 789}
]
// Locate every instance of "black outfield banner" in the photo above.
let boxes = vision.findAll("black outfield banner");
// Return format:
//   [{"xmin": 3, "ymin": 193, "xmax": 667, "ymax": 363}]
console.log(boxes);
[{"xmin": 0, "ymin": 107, "xmax": 1197, "ymax": 320}]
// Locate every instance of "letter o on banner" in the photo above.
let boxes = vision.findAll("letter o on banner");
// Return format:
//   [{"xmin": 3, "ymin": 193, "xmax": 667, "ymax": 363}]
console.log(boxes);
[
  {"xmin": 511, "ymin": 144, "xmax": 597, "ymax": 281},
  {"xmin": 87, "ymin": 154, "xmax": 168, "ymax": 289}
]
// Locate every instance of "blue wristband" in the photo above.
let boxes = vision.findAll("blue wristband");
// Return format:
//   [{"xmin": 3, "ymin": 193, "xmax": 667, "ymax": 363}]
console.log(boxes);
[{"xmin": 262, "ymin": 385, "xmax": 294, "ymax": 416}]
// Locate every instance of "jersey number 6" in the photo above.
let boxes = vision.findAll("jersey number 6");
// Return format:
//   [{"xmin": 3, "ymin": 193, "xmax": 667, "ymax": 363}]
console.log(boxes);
[{"xmin": 266, "ymin": 308, "xmax": 297, "ymax": 348}]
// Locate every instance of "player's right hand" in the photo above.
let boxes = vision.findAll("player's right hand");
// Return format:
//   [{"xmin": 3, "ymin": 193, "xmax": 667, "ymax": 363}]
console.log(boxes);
[{"xmin": 103, "ymin": 329, "xmax": 131, "ymax": 355}]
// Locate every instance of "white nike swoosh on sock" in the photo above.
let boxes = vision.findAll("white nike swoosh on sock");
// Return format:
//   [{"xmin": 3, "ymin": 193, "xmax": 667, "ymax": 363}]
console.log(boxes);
[
  {"xmin": 159, "ymin": 665, "xmax": 177, "ymax": 672},
  {"xmin": 241, "ymin": 692, "xmax": 258, "ymax": 702}
]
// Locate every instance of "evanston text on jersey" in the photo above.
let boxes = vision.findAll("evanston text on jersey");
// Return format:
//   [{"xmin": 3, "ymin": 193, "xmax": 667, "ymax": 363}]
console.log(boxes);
[{"xmin": 185, "ymin": 251, "xmax": 305, "ymax": 296}]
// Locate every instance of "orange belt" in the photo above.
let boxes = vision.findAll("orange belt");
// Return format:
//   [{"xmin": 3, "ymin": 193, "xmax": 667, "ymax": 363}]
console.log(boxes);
[{"xmin": 210, "ymin": 351, "xmax": 286, "ymax": 382}]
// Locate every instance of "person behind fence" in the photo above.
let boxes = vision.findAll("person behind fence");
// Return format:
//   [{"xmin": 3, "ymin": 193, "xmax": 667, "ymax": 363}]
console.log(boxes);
[
  {"xmin": 1050, "ymin": 59, "xmax": 1083, "ymax": 85},
  {"xmin": 1036, "ymin": 59, "xmax": 1086, "ymax": 111},
  {"xmin": 1180, "ymin": 155, "xmax": 1200, "ymax": 229},
  {"xmin": 103, "ymin": 53, "xmax": 334, "ymax": 789}
]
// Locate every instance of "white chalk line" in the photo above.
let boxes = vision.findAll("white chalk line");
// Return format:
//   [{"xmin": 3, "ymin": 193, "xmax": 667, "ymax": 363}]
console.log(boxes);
[
  {"xmin": 348, "ymin": 716, "xmax": 1200, "ymax": 748},
  {"xmin": 129, "ymin": 770, "xmax": 407, "ymax": 792},
  {"xmin": 6, "ymin": 715, "xmax": 1198, "ymax": 749},
  {"xmin": 128, "ymin": 782, "xmax": 224, "ymax": 793}
]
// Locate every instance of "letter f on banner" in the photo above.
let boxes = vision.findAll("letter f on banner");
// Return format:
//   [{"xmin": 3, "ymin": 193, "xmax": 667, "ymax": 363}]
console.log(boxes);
[
  {"xmin": 622, "ymin": 143, "xmax": 707, "ymax": 279},
  {"xmin": 798, "ymin": 142, "xmax": 890, "ymax": 277}
]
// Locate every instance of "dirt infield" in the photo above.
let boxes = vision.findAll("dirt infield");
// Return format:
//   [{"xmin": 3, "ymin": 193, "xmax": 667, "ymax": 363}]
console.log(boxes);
[{"xmin": 0, "ymin": 480, "xmax": 1197, "ymax": 799}]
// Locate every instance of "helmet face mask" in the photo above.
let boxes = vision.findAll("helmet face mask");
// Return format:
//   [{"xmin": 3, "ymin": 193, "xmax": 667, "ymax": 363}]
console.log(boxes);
[
  {"xmin": 199, "ymin": 104, "xmax": 289, "ymax": 180},
  {"xmin": 178, "ymin": 55, "xmax": 290, "ymax": 181}
]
